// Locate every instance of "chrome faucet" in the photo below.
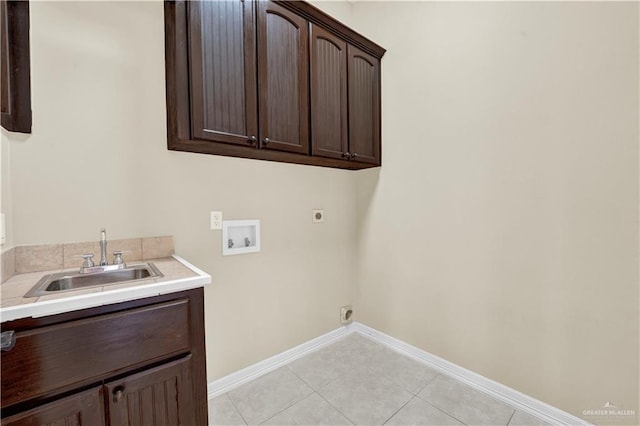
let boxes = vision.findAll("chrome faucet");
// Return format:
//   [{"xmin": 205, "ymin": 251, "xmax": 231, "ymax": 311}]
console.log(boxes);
[
  {"xmin": 78, "ymin": 228, "xmax": 128, "ymax": 273},
  {"xmin": 99, "ymin": 228, "xmax": 108, "ymax": 266}
]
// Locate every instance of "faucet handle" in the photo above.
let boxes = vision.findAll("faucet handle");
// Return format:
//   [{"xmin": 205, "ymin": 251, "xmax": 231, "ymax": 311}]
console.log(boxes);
[
  {"xmin": 81, "ymin": 253, "xmax": 95, "ymax": 268},
  {"xmin": 113, "ymin": 251, "xmax": 125, "ymax": 267}
]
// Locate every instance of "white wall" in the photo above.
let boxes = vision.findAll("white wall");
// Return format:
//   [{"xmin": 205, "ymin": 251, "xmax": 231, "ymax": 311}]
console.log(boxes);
[
  {"xmin": 5, "ymin": 0, "xmax": 356, "ymax": 380},
  {"xmin": 351, "ymin": 2, "xmax": 639, "ymax": 423}
]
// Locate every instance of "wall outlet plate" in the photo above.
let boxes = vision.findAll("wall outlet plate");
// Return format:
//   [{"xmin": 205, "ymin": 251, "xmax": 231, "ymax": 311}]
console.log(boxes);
[
  {"xmin": 313, "ymin": 209, "xmax": 324, "ymax": 223},
  {"xmin": 210, "ymin": 211, "xmax": 222, "ymax": 230},
  {"xmin": 340, "ymin": 306, "xmax": 353, "ymax": 324}
]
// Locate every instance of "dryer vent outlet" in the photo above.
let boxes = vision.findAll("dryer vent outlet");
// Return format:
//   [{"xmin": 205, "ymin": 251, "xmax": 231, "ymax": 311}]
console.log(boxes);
[{"xmin": 340, "ymin": 306, "xmax": 353, "ymax": 324}]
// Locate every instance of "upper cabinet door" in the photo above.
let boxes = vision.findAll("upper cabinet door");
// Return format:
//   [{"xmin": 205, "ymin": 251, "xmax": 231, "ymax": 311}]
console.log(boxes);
[
  {"xmin": 1, "ymin": 0, "xmax": 31, "ymax": 134},
  {"xmin": 310, "ymin": 24, "xmax": 348, "ymax": 161},
  {"xmin": 257, "ymin": 1, "xmax": 309, "ymax": 154},
  {"xmin": 188, "ymin": 0, "xmax": 258, "ymax": 146},
  {"xmin": 348, "ymin": 45, "xmax": 380, "ymax": 165}
]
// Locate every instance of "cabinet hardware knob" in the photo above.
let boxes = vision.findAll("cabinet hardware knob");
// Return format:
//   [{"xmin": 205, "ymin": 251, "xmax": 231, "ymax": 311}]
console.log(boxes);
[
  {"xmin": 113, "ymin": 386, "xmax": 125, "ymax": 402},
  {"xmin": 1, "ymin": 331, "xmax": 16, "ymax": 351},
  {"xmin": 342, "ymin": 152, "xmax": 351, "ymax": 159},
  {"xmin": 351, "ymin": 153, "xmax": 358, "ymax": 160},
  {"xmin": 263, "ymin": 137, "xmax": 270, "ymax": 145},
  {"xmin": 248, "ymin": 136, "xmax": 256, "ymax": 145}
]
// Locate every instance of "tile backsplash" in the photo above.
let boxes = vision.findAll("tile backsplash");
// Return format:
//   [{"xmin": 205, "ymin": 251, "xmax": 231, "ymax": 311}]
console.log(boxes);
[
  {"xmin": 1, "ymin": 236, "xmax": 174, "ymax": 282},
  {"xmin": 1, "ymin": 247, "xmax": 16, "ymax": 284},
  {"xmin": 141, "ymin": 236, "xmax": 175, "ymax": 260},
  {"xmin": 61, "ymin": 238, "xmax": 143, "ymax": 269},
  {"xmin": 15, "ymin": 244, "xmax": 63, "ymax": 274}
]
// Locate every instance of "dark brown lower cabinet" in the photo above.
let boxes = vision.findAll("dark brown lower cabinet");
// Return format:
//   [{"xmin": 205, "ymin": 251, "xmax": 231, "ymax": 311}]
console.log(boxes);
[
  {"xmin": 0, "ymin": 288, "xmax": 208, "ymax": 426},
  {"xmin": 106, "ymin": 356, "xmax": 194, "ymax": 426},
  {"xmin": 2, "ymin": 386, "xmax": 105, "ymax": 426}
]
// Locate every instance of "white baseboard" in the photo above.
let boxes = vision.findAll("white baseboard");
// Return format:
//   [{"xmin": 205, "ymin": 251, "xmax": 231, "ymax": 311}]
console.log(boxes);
[
  {"xmin": 208, "ymin": 321, "xmax": 588, "ymax": 426},
  {"xmin": 207, "ymin": 325, "xmax": 354, "ymax": 399},
  {"xmin": 351, "ymin": 322, "xmax": 589, "ymax": 426}
]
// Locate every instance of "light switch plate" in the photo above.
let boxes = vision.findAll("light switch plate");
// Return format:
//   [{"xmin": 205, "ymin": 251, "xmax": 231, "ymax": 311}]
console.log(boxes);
[
  {"xmin": 313, "ymin": 209, "xmax": 324, "ymax": 223},
  {"xmin": 210, "ymin": 211, "xmax": 223, "ymax": 230}
]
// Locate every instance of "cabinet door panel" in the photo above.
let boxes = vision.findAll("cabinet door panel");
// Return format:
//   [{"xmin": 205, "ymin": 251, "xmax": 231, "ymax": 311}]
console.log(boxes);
[
  {"xmin": 0, "ymin": 0, "xmax": 31, "ymax": 133},
  {"xmin": 189, "ymin": 0, "xmax": 258, "ymax": 146},
  {"xmin": 310, "ymin": 24, "xmax": 347, "ymax": 160},
  {"xmin": 1, "ymin": 1, "xmax": 9, "ymax": 115},
  {"xmin": 106, "ymin": 356, "xmax": 193, "ymax": 426},
  {"xmin": 348, "ymin": 45, "xmax": 380, "ymax": 165},
  {"xmin": 2, "ymin": 386, "xmax": 104, "ymax": 426},
  {"xmin": 257, "ymin": 1, "xmax": 309, "ymax": 154}
]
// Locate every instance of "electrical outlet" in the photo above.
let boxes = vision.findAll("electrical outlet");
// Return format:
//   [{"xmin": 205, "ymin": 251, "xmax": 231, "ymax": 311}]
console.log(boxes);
[
  {"xmin": 340, "ymin": 306, "xmax": 353, "ymax": 324},
  {"xmin": 210, "ymin": 211, "xmax": 223, "ymax": 230},
  {"xmin": 313, "ymin": 209, "xmax": 324, "ymax": 223}
]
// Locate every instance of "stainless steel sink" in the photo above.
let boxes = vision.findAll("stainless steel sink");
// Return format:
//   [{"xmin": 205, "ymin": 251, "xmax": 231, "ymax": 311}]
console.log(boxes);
[{"xmin": 25, "ymin": 263, "xmax": 163, "ymax": 297}]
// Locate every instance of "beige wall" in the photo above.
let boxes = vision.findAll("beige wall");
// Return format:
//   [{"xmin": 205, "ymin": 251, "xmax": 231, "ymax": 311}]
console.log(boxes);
[
  {"xmin": 351, "ymin": 1, "xmax": 639, "ymax": 424},
  {"xmin": 5, "ymin": 0, "xmax": 356, "ymax": 379},
  {"xmin": 1, "ymin": 132, "xmax": 14, "ymax": 249}
]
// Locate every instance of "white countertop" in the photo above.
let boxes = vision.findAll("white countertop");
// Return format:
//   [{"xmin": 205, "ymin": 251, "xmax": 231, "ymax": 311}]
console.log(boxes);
[{"xmin": 0, "ymin": 255, "xmax": 211, "ymax": 322}]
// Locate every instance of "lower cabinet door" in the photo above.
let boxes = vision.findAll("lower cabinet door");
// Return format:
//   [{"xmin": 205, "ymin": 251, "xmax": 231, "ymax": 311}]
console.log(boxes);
[
  {"xmin": 106, "ymin": 356, "xmax": 194, "ymax": 426},
  {"xmin": 2, "ymin": 386, "xmax": 105, "ymax": 426}
]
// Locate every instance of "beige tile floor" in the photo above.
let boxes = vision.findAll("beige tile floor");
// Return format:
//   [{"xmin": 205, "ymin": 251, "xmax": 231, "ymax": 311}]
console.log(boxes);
[{"xmin": 208, "ymin": 333, "xmax": 551, "ymax": 426}]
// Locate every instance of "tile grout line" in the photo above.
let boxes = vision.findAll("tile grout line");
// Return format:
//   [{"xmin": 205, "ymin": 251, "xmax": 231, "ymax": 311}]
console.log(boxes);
[
  {"xmin": 315, "ymin": 388, "xmax": 357, "ymax": 426},
  {"xmin": 411, "ymin": 377, "xmax": 481, "ymax": 426},
  {"xmin": 285, "ymin": 364, "xmax": 318, "ymax": 391},
  {"xmin": 413, "ymin": 374, "xmax": 518, "ymax": 426},
  {"xmin": 413, "ymin": 372, "xmax": 440, "ymax": 397},
  {"xmin": 249, "ymin": 367, "xmax": 315, "ymax": 425},
  {"xmin": 286, "ymin": 342, "xmax": 388, "ymax": 426},
  {"xmin": 290, "ymin": 338, "xmax": 437, "ymax": 426},
  {"xmin": 257, "ymin": 389, "xmax": 315, "ymax": 425},
  {"xmin": 224, "ymin": 392, "xmax": 250, "ymax": 425},
  {"xmin": 308, "ymin": 362, "xmax": 368, "ymax": 426},
  {"xmin": 376, "ymin": 359, "xmax": 442, "ymax": 397},
  {"xmin": 414, "ymin": 389, "xmax": 471, "ymax": 426},
  {"xmin": 317, "ymin": 361, "xmax": 416, "ymax": 426},
  {"xmin": 380, "ymin": 395, "xmax": 416, "ymax": 426}
]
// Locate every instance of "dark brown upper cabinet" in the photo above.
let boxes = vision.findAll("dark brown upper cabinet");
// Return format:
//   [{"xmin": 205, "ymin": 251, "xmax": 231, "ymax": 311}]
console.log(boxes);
[
  {"xmin": 257, "ymin": 1, "xmax": 309, "ymax": 154},
  {"xmin": 348, "ymin": 45, "xmax": 380, "ymax": 165},
  {"xmin": 165, "ymin": 0, "xmax": 385, "ymax": 170},
  {"xmin": 310, "ymin": 24, "xmax": 348, "ymax": 161},
  {"xmin": 1, "ymin": 0, "xmax": 32, "ymax": 134},
  {"xmin": 188, "ymin": 0, "xmax": 258, "ymax": 146}
]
